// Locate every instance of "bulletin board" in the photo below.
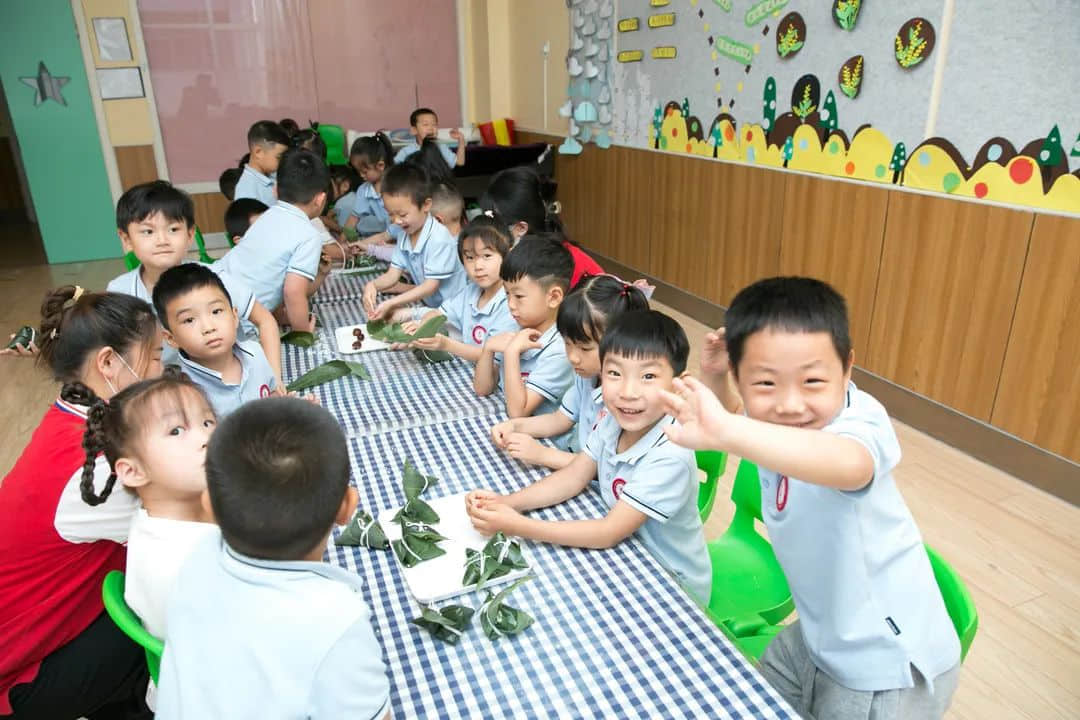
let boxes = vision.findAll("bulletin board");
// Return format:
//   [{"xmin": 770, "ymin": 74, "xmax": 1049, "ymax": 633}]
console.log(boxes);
[{"xmin": 559, "ymin": 0, "xmax": 1080, "ymax": 215}]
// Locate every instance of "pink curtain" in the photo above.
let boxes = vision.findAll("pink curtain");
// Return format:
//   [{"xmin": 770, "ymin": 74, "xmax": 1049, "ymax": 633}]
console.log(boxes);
[{"xmin": 139, "ymin": 0, "xmax": 461, "ymax": 185}]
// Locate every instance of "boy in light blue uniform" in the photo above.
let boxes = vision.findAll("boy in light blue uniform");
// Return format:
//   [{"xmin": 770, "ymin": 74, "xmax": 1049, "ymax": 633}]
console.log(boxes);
[
  {"xmin": 157, "ymin": 398, "xmax": 390, "ymax": 719},
  {"xmin": 663, "ymin": 277, "xmax": 961, "ymax": 720},
  {"xmin": 362, "ymin": 164, "xmax": 468, "ymax": 322},
  {"xmin": 233, "ymin": 121, "xmax": 289, "ymax": 206},
  {"xmin": 468, "ymin": 310, "xmax": 711, "ymax": 604},
  {"xmin": 217, "ymin": 148, "xmax": 329, "ymax": 333},
  {"xmin": 475, "ymin": 236, "xmax": 575, "ymax": 420},
  {"xmin": 393, "ymin": 107, "xmax": 465, "ymax": 167},
  {"xmin": 153, "ymin": 265, "xmax": 277, "ymax": 417}
]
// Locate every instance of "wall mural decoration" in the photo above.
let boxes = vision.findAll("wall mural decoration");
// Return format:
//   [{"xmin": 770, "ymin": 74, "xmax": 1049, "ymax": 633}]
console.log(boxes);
[
  {"xmin": 598, "ymin": 0, "xmax": 1080, "ymax": 214},
  {"xmin": 19, "ymin": 62, "xmax": 70, "ymax": 107}
]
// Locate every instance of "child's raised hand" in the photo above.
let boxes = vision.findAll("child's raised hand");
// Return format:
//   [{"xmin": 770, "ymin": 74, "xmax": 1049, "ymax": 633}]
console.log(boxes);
[
  {"xmin": 490, "ymin": 419, "xmax": 516, "ymax": 448},
  {"xmin": 504, "ymin": 433, "xmax": 547, "ymax": 465},
  {"xmin": 449, "ymin": 128, "xmax": 465, "ymax": 142},
  {"xmin": 700, "ymin": 327, "xmax": 731, "ymax": 378},
  {"xmin": 660, "ymin": 376, "xmax": 731, "ymax": 451}
]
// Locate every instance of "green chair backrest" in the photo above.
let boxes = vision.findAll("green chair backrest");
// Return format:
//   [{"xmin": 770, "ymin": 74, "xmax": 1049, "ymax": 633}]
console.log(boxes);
[
  {"xmin": 925, "ymin": 545, "xmax": 978, "ymax": 662},
  {"xmin": 317, "ymin": 123, "xmax": 348, "ymax": 165},
  {"xmin": 730, "ymin": 458, "xmax": 764, "ymax": 525},
  {"xmin": 101, "ymin": 570, "xmax": 164, "ymax": 683},
  {"xmin": 695, "ymin": 450, "xmax": 727, "ymax": 522}
]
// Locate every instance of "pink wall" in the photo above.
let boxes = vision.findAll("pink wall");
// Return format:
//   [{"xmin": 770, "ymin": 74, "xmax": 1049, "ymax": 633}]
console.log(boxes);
[{"xmin": 139, "ymin": 0, "xmax": 460, "ymax": 184}]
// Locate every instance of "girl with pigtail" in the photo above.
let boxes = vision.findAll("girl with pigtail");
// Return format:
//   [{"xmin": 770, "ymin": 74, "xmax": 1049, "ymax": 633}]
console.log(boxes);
[{"xmin": 0, "ymin": 286, "xmax": 160, "ymax": 719}]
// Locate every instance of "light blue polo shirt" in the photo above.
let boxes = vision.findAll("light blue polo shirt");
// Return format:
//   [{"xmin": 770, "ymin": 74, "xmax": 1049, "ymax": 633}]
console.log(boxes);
[
  {"xmin": 107, "ymin": 262, "xmax": 257, "ymax": 367},
  {"xmin": 558, "ymin": 373, "xmax": 606, "ymax": 452},
  {"xmin": 389, "ymin": 214, "xmax": 468, "ymax": 307},
  {"xmin": 156, "ymin": 535, "xmax": 390, "ymax": 719},
  {"xmin": 394, "ymin": 140, "xmax": 456, "ymax": 167},
  {"xmin": 178, "ymin": 339, "xmax": 276, "ymax": 417},
  {"xmin": 233, "ymin": 165, "xmax": 276, "ymax": 206},
  {"xmin": 333, "ymin": 190, "xmax": 356, "ymax": 227},
  {"xmin": 758, "ymin": 382, "xmax": 960, "ymax": 691},
  {"xmin": 495, "ymin": 323, "xmax": 574, "ymax": 417},
  {"xmin": 350, "ymin": 182, "xmax": 389, "ymax": 234},
  {"xmin": 584, "ymin": 414, "xmax": 712, "ymax": 604},
  {"xmin": 215, "ymin": 201, "xmax": 322, "ymax": 311},
  {"xmin": 439, "ymin": 284, "xmax": 517, "ymax": 347}
]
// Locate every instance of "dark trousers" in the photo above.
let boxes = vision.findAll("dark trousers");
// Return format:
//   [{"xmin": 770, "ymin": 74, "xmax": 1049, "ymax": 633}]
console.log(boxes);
[{"xmin": 5, "ymin": 611, "xmax": 152, "ymax": 720}]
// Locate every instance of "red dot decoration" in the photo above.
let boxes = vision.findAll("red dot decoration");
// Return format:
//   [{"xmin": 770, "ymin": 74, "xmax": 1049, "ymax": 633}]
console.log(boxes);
[
  {"xmin": 671, "ymin": 127, "xmax": 679, "ymax": 138},
  {"xmin": 844, "ymin": 162, "xmax": 855, "ymax": 175},
  {"xmin": 686, "ymin": 143, "xmax": 692, "ymax": 153},
  {"xmin": 724, "ymin": 127, "xmax": 735, "ymax": 142},
  {"xmin": 1009, "ymin": 158, "xmax": 1033, "ymax": 184},
  {"xmin": 745, "ymin": 130, "xmax": 753, "ymax": 142},
  {"xmin": 974, "ymin": 182, "xmax": 988, "ymax": 198}
]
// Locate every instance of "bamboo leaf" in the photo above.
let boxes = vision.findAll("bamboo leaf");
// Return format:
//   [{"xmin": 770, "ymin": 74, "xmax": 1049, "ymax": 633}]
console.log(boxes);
[
  {"xmin": 412, "ymin": 605, "xmax": 475, "ymax": 645},
  {"xmin": 413, "ymin": 348, "xmax": 454, "ymax": 364},
  {"xmin": 479, "ymin": 576, "xmax": 535, "ymax": 640},
  {"xmin": 402, "ymin": 459, "xmax": 437, "ymax": 500},
  {"xmin": 285, "ymin": 359, "xmax": 370, "ymax": 392},
  {"xmin": 279, "ymin": 330, "xmax": 317, "ymax": 347},
  {"xmin": 392, "ymin": 527, "xmax": 447, "ymax": 567},
  {"xmin": 411, "ymin": 315, "xmax": 448, "ymax": 340},
  {"xmin": 336, "ymin": 508, "xmax": 389, "ymax": 549},
  {"xmin": 392, "ymin": 497, "xmax": 441, "ymax": 524}
]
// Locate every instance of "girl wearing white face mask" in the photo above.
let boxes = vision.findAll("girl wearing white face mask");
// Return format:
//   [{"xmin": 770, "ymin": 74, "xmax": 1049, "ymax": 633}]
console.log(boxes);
[{"xmin": 0, "ymin": 286, "xmax": 162, "ymax": 719}]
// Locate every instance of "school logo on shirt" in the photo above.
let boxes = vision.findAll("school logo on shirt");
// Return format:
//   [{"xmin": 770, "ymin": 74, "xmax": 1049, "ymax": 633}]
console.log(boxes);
[
  {"xmin": 776, "ymin": 475, "xmax": 789, "ymax": 511},
  {"xmin": 259, "ymin": 384, "xmax": 272, "ymax": 398},
  {"xmin": 611, "ymin": 477, "xmax": 626, "ymax": 499},
  {"xmin": 472, "ymin": 325, "xmax": 488, "ymax": 344},
  {"xmin": 592, "ymin": 408, "xmax": 608, "ymax": 432},
  {"xmin": 520, "ymin": 372, "xmax": 530, "ymax": 379}
]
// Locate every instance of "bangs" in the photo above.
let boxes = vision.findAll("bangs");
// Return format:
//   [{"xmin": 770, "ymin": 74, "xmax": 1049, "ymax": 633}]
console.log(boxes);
[
  {"xmin": 556, "ymin": 291, "xmax": 602, "ymax": 345},
  {"xmin": 127, "ymin": 381, "xmax": 213, "ymax": 438}
]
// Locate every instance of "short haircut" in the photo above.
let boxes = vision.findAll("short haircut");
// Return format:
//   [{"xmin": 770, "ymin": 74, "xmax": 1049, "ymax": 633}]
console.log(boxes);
[
  {"xmin": 499, "ymin": 234, "xmax": 574, "ymax": 292},
  {"xmin": 247, "ymin": 120, "xmax": 290, "ymax": 149},
  {"xmin": 381, "ymin": 162, "xmax": 432, "ymax": 208},
  {"xmin": 279, "ymin": 117, "xmax": 300, "ymax": 137},
  {"xmin": 152, "ymin": 263, "xmax": 232, "ymax": 331},
  {"xmin": 431, "ymin": 182, "xmax": 463, "ymax": 222},
  {"xmin": 410, "ymin": 107, "xmax": 438, "ymax": 126},
  {"xmin": 218, "ymin": 167, "xmax": 241, "ymax": 201},
  {"xmin": 206, "ymin": 397, "xmax": 351, "ymax": 560},
  {"xmin": 225, "ymin": 198, "xmax": 268, "ymax": 239},
  {"xmin": 599, "ymin": 309, "xmax": 689, "ymax": 375},
  {"xmin": 116, "ymin": 180, "xmax": 194, "ymax": 231},
  {"xmin": 725, "ymin": 276, "xmax": 852, "ymax": 375},
  {"xmin": 557, "ymin": 275, "xmax": 650, "ymax": 345},
  {"xmin": 292, "ymin": 128, "xmax": 326, "ymax": 161},
  {"xmin": 458, "ymin": 216, "xmax": 511, "ymax": 261},
  {"xmin": 276, "ymin": 148, "xmax": 330, "ymax": 205}
]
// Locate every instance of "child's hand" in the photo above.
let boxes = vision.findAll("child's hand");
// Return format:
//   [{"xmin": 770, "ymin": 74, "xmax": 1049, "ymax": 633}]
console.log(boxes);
[
  {"xmin": 483, "ymin": 332, "xmax": 513, "ymax": 354},
  {"xmin": 449, "ymin": 128, "xmax": 465, "ymax": 143},
  {"xmin": 660, "ymin": 376, "xmax": 732, "ymax": 451},
  {"xmin": 362, "ymin": 283, "xmax": 378, "ymax": 315},
  {"xmin": 506, "ymin": 328, "xmax": 543, "ymax": 355},
  {"xmin": 700, "ymin": 327, "xmax": 730, "ymax": 378},
  {"xmin": 465, "ymin": 489, "xmax": 501, "ymax": 510},
  {"xmin": 504, "ymin": 433, "xmax": 547, "ymax": 465},
  {"xmin": 0, "ymin": 335, "xmax": 39, "ymax": 357},
  {"xmin": 368, "ymin": 301, "xmax": 393, "ymax": 321},
  {"xmin": 410, "ymin": 335, "xmax": 446, "ymax": 352},
  {"xmin": 490, "ymin": 419, "xmax": 517, "ymax": 448},
  {"xmin": 467, "ymin": 498, "xmax": 521, "ymax": 536},
  {"xmin": 368, "ymin": 231, "xmax": 390, "ymax": 246},
  {"xmin": 318, "ymin": 253, "xmax": 333, "ymax": 276}
]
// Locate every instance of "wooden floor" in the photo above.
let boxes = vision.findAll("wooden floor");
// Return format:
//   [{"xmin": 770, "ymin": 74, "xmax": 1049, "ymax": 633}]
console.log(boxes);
[{"xmin": 1, "ymin": 260, "xmax": 1077, "ymax": 719}]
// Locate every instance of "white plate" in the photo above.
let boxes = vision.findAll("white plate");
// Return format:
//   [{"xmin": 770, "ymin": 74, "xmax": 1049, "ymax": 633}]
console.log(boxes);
[
  {"xmin": 378, "ymin": 492, "xmax": 533, "ymax": 604},
  {"xmin": 334, "ymin": 324, "xmax": 390, "ymax": 354}
]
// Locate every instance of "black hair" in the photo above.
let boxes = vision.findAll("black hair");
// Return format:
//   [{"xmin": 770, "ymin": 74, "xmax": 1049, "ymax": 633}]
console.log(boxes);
[
  {"xmin": 37, "ymin": 287, "xmax": 158, "ymax": 387},
  {"xmin": 724, "ymin": 276, "xmax": 853, "ymax": 376},
  {"xmin": 206, "ymin": 397, "xmax": 351, "ymax": 560},
  {"xmin": 599, "ymin": 310, "xmax": 689, "ymax": 375},
  {"xmin": 115, "ymin": 180, "xmax": 195, "ymax": 232},
  {"xmin": 349, "ymin": 132, "xmax": 394, "ymax": 169},
  {"xmin": 247, "ymin": 120, "xmax": 290, "ymax": 149},
  {"xmin": 458, "ymin": 215, "xmax": 511, "ymax": 261},
  {"xmin": 381, "ymin": 162, "xmax": 432, "ymax": 208},
  {"xmin": 279, "ymin": 118, "xmax": 300, "ymax": 137},
  {"xmin": 406, "ymin": 137, "xmax": 454, "ymax": 186},
  {"xmin": 431, "ymin": 182, "xmax": 463, "ymax": 226},
  {"xmin": 276, "ymin": 148, "xmax": 330, "ymax": 205},
  {"xmin": 80, "ymin": 371, "xmax": 213, "ymax": 506},
  {"xmin": 292, "ymin": 128, "xmax": 327, "ymax": 162},
  {"xmin": 557, "ymin": 275, "xmax": 650, "ymax": 346},
  {"xmin": 218, "ymin": 167, "xmax": 241, "ymax": 201},
  {"xmin": 499, "ymin": 234, "xmax": 574, "ymax": 292},
  {"xmin": 480, "ymin": 166, "xmax": 574, "ymax": 243},
  {"xmin": 329, "ymin": 163, "xmax": 357, "ymax": 192},
  {"xmin": 152, "ymin": 263, "xmax": 233, "ymax": 331},
  {"xmin": 410, "ymin": 107, "xmax": 438, "ymax": 127},
  {"xmin": 225, "ymin": 198, "xmax": 268, "ymax": 239}
]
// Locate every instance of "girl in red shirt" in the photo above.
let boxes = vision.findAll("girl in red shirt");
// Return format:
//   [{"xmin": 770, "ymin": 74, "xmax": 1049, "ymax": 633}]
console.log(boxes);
[{"xmin": 0, "ymin": 286, "xmax": 161, "ymax": 719}]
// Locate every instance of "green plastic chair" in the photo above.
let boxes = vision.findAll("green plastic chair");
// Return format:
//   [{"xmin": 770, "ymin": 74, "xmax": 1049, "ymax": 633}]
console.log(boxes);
[
  {"xmin": 123, "ymin": 250, "xmax": 139, "ymax": 271},
  {"xmin": 695, "ymin": 450, "xmax": 727, "ymax": 523},
  {"xmin": 706, "ymin": 458, "xmax": 795, "ymax": 635},
  {"xmin": 317, "ymin": 123, "xmax": 348, "ymax": 165},
  {"xmin": 926, "ymin": 544, "xmax": 978, "ymax": 661},
  {"xmin": 102, "ymin": 570, "xmax": 164, "ymax": 684}
]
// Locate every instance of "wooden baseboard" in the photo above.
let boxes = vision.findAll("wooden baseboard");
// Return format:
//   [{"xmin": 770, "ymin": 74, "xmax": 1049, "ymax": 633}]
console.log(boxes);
[{"xmin": 591, "ymin": 250, "xmax": 1080, "ymax": 505}]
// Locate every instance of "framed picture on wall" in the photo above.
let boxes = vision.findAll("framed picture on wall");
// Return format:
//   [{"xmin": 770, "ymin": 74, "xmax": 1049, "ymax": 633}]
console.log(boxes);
[
  {"xmin": 97, "ymin": 67, "xmax": 145, "ymax": 99},
  {"xmin": 92, "ymin": 17, "xmax": 133, "ymax": 62}
]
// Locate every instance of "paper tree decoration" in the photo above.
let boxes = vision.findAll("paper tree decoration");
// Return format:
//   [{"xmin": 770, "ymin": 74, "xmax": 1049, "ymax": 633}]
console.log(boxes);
[
  {"xmin": 776, "ymin": 13, "xmax": 805, "ymax": 59},
  {"xmin": 681, "ymin": 97, "xmax": 691, "ymax": 118},
  {"xmin": 652, "ymin": 105, "xmax": 663, "ymax": 149},
  {"xmin": 833, "ymin": 0, "xmax": 861, "ymax": 31},
  {"xmin": 1071, "ymin": 131, "xmax": 1080, "ymax": 158},
  {"xmin": 336, "ymin": 509, "xmax": 388, "ymax": 549},
  {"xmin": 839, "ymin": 55, "xmax": 864, "ymax": 99},
  {"xmin": 890, "ymin": 142, "xmax": 908, "ymax": 184},
  {"xmin": 762, "ymin": 77, "xmax": 777, "ymax": 132},
  {"xmin": 791, "ymin": 74, "xmax": 820, "ymax": 121},
  {"xmin": 710, "ymin": 122, "xmax": 724, "ymax": 158},
  {"xmin": 819, "ymin": 91, "xmax": 839, "ymax": 133},
  {"xmin": 895, "ymin": 18, "xmax": 935, "ymax": 69},
  {"xmin": 1039, "ymin": 125, "xmax": 1064, "ymax": 167},
  {"xmin": 782, "ymin": 136, "xmax": 794, "ymax": 167}
]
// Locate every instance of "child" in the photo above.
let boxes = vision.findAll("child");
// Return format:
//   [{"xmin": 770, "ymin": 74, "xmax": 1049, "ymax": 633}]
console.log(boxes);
[
  {"xmin": 216, "ymin": 148, "xmax": 329, "ymax": 333},
  {"xmin": 107, "ymin": 181, "xmax": 282, "ymax": 384},
  {"xmin": 491, "ymin": 275, "xmax": 649, "ymax": 468},
  {"xmin": 224, "ymin": 197, "xmax": 268, "ymax": 242},
  {"xmin": 660, "ymin": 277, "xmax": 961, "ymax": 719},
  {"xmin": 0, "ymin": 288, "xmax": 160, "ymax": 718},
  {"xmin": 430, "ymin": 181, "xmax": 464, "ymax": 239},
  {"xmin": 473, "ymin": 235, "xmax": 575, "ymax": 419},
  {"xmin": 405, "ymin": 217, "xmax": 518, "ymax": 363},
  {"xmin": 480, "ymin": 165, "xmax": 604, "ymax": 287},
  {"xmin": 292, "ymin": 127, "xmax": 327, "ymax": 162},
  {"xmin": 156, "ymin": 398, "xmax": 390, "ymax": 718},
  {"xmin": 345, "ymin": 132, "xmax": 394, "ymax": 237},
  {"xmin": 218, "ymin": 165, "xmax": 241, "ymax": 201},
  {"xmin": 329, "ymin": 164, "xmax": 358, "ymax": 228},
  {"xmin": 407, "ymin": 137, "xmax": 456, "ymax": 187},
  {"xmin": 153, "ymin": 264, "xmax": 277, "ymax": 417},
  {"xmin": 234, "ymin": 120, "xmax": 290, "ymax": 205},
  {"xmin": 80, "ymin": 373, "xmax": 220, "ymax": 639},
  {"xmin": 361, "ymin": 163, "xmax": 468, "ymax": 322},
  {"xmin": 468, "ymin": 310, "xmax": 711, "ymax": 604},
  {"xmin": 394, "ymin": 107, "xmax": 465, "ymax": 167}
]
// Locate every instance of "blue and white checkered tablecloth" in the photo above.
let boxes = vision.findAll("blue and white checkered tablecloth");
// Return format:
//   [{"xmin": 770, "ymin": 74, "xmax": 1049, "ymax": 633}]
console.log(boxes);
[
  {"xmin": 332, "ymin": 414, "xmax": 796, "ymax": 720},
  {"xmin": 317, "ymin": 269, "xmax": 383, "ymax": 303}
]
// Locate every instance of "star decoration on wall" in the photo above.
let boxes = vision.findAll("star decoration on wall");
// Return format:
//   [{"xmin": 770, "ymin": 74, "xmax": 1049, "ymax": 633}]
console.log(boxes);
[{"xmin": 19, "ymin": 62, "xmax": 70, "ymax": 107}]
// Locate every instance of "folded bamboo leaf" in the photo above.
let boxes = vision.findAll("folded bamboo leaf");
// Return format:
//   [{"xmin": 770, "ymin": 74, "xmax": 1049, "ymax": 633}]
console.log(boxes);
[
  {"xmin": 413, "ymin": 348, "xmax": 454, "ymax": 364},
  {"xmin": 392, "ymin": 531, "xmax": 446, "ymax": 568},
  {"xmin": 484, "ymin": 532, "xmax": 528, "ymax": 569},
  {"xmin": 279, "ymin": 330, "xmax": 316, "ymax": 347},
  {"xmin": 285, "ymin": 359, "xmax": 371, "ymax": 392},
  {"xmin": 391, "ymin": 497, "xmax": 440, "ymax": 525},
  {"xmin": 462, "ymin": 548, "xmax": 512, "ymax": 590},
  {"xmin": 398, "ymin": 518, "xmax": 446, "ymax": 543},
  {"xmin": 479, "ymin": 576, "xmax": 535, "ymax": 640},
  {"xmin": 411, "ymin": 315, "xmax": 448, "ymax": 340},
  {"xmin": 7, "ymin": 326, "xmax": 35, "ymax": 350},
  {"xmin": 335, "ymin": 509, "xmax": 388, "ymax": 549},
  {"xmin": 402, "ymin": 460, "xmax": 438, "ymax": 500},
  {"xmin": 412, "ymin": 605, "xmax": 475, "ymax": 645}
]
